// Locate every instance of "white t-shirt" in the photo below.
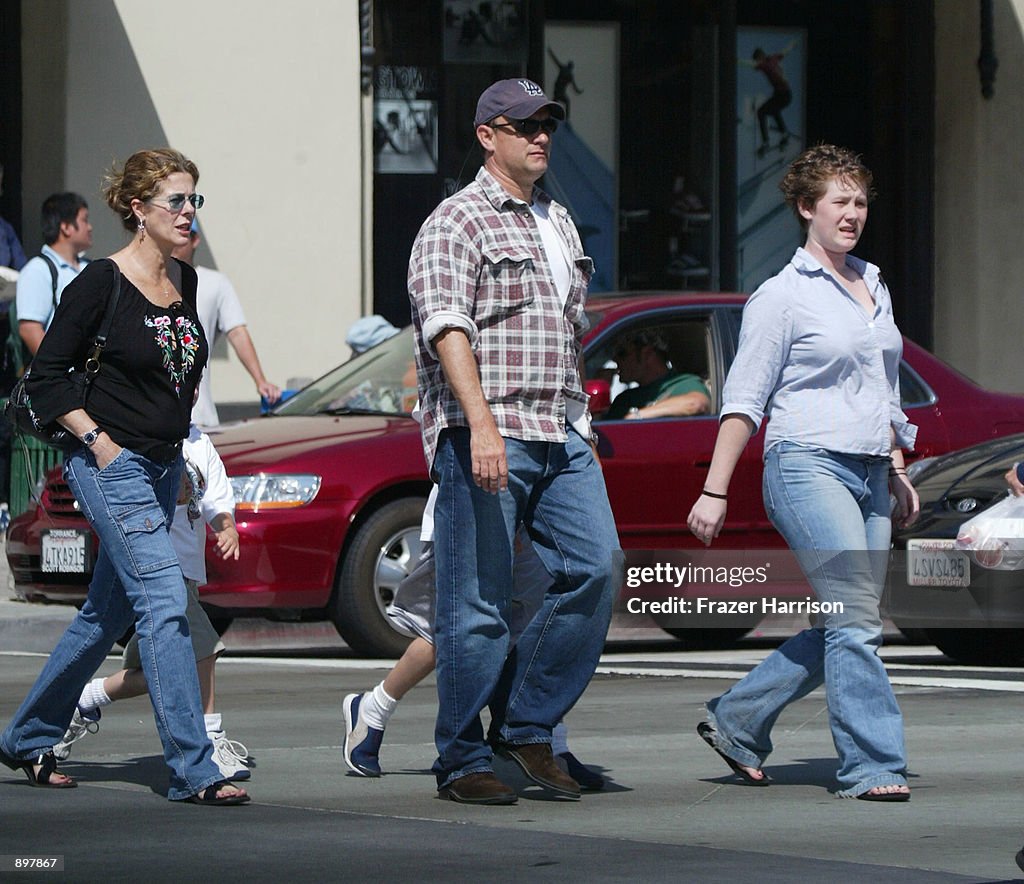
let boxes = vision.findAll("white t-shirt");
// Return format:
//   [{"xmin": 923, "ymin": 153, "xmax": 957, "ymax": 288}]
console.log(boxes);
[
  {"xmin": 530, "ymin": 201, "xmax": 589, "ymax": 441},
  {"xmin": 529, "ymin": 201, "xmax": 572, "ymax": 307},
  {"xmin": 170, "ymin": 425, "xmax": 236, "ymax": 585},
  {"xmin": 192, "ymin": 265, "xmax": 248, "ymax": 428}
]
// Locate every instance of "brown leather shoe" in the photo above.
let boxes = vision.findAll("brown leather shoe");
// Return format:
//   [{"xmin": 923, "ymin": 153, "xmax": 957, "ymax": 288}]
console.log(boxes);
[
  {"xmin": 437, "ymin": 772, "xmax": 518, "ymax": 805},
  {"xmin": 496, "ymin": 742, "xmax": 581, "ymax": 799}
]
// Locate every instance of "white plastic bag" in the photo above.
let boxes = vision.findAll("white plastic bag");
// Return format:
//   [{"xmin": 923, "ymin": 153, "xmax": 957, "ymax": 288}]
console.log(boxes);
[{"xmin": 955, "ymin": 493, "xmax": 1024, "ymax": 570}]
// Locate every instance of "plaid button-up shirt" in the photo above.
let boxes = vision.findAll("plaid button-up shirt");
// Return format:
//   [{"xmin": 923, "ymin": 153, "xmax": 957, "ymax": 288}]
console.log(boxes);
[{"xmin": 408, "ymin": 166, "xmax": 594, "ymax": 472}]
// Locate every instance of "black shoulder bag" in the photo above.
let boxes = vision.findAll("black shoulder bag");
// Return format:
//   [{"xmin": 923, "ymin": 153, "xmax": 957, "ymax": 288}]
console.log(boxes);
[{"xmin": 4, "ymin": 259, "xmax": 122, "ymax": 452}]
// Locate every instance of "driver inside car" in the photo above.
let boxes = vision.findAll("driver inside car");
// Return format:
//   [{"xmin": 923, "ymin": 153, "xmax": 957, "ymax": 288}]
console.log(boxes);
[{"xmin": 605, "ymin": 328, "xmax": 711, "ymax": 420}]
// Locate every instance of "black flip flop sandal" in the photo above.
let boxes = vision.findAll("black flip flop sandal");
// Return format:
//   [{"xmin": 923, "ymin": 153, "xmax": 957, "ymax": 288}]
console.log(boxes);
[
  {"xmin": 697, "ymin": 722, "xmax": 772, "ymax": 787},
  {"xmin": 856, "ymin": 789, "xmax": 910, "ymax": 802},
  {"xmin": 0, "ymin": 749, "xmax": 77, "ymax": 789},
  {"xmin": 185, "ymin": 781, "xmax": 251, "ymax": 806}
]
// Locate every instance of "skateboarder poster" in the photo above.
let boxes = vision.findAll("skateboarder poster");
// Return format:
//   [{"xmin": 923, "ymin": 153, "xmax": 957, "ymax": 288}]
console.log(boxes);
[{"xmin": 736, "ymin": 27, "xmax": 806, "ymax": 292}]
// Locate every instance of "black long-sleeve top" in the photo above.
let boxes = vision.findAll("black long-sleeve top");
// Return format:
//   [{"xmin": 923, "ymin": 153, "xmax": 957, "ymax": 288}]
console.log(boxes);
[{"xmin": 26, "ymin": 258, "xmax": 208, "ymax": 460}]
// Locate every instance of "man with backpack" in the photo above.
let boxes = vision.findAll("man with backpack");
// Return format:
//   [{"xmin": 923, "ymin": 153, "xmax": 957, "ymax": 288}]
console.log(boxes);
[
  {"xmin": 2, "ymin": 193, "xmax": 92, "ymax": 521},
  {"xmin": 12, "ymin": 192, "xmax": 92, "ymax": 362}
]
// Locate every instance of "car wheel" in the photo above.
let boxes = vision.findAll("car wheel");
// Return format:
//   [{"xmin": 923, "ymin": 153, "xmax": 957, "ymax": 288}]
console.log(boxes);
[
  {"xmin": 659, "ymin": 626, "xmax": 753, "ymax": 648},
  {"xmin": 330, "ymin": 497, "xmax": 425, "ymax": 658},
  {"xmin": 924, "ymin": 628, "xmax": 1024, "ymax": 666}
]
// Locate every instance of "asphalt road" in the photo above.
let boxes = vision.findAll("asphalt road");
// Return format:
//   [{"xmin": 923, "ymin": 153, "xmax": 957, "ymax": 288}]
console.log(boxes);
[
  {"xmin": 3, "ymin": 638, "xmax": 1024, "ymax": 880},
  {"xmin": 2, "ymin": 541, "xmax": 1024, "ymax": 882}
]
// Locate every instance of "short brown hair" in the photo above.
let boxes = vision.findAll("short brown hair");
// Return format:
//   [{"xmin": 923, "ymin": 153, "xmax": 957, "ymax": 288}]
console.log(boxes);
[
  {"xmin": 103, "ymin": 148, "xmax": 200, "ymax": 232},
  {"xmin": 779, "ymin": 144, "xmax": 875, "ymax": 232}
]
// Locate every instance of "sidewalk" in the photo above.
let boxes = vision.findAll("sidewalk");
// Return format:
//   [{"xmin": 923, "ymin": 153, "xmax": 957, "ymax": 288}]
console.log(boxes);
[{"xmin": 0, "ymin": 536, "xmax": 77, "ymax": 653}]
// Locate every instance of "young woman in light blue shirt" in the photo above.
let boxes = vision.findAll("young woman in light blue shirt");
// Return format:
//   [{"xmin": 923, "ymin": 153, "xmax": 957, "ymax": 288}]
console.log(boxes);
[{"xmin": 687, "ymin": 145, "xmax": 919, "ymax": 801}]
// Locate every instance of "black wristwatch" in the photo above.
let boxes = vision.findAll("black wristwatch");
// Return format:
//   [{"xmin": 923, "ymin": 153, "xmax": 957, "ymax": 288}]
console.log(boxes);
[{"xmin": 81, "ymin": 427, "xmax": 103, "ymax": 447}]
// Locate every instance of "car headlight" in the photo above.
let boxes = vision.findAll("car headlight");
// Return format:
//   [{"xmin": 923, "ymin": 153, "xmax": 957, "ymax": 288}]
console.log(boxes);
[{"xmin": 229, "ymin": 474, "xmax": 321, "ymax": 512}]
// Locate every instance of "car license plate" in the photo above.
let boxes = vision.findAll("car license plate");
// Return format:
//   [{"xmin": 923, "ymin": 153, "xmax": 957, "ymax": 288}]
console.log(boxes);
[
  {"xmin": 41, "ymin": 529, "xmax": 90, "ymax": 574},
  {"xmin": 906, "ymin": 538, "xmax": 970, "ymax": 588}
]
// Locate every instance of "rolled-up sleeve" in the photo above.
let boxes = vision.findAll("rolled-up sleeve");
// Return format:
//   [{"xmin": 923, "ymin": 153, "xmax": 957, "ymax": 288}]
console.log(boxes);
[
  {"xmin": 889, "ymin": 382, "xmax": 918, "ymax": 450},
  {"xmin": 14, "ymin": 258, "xmax": 53, "ymax": 324},
  {"xmin": 720, "ymin": 288, "xmax": 793, "ymax": 432},
  {"xmin": 409, "ymin": 214, "xmax": 481, "ymax": 359}
]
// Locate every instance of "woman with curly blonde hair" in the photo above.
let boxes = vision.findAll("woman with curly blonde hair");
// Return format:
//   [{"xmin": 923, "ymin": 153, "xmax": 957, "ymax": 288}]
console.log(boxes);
[{"xmin": 0, "ymin": 148, "xmax": 248, "ymax": 806}]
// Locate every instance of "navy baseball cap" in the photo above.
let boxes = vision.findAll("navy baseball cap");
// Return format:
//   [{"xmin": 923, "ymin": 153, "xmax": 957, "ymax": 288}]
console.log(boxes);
[{"xmin": 474, "ymin": 78, "xmax": 566, "ymax": 127}]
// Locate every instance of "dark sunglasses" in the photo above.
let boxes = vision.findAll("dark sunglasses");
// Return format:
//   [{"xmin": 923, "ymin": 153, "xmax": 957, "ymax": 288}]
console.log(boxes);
[
  {"xmin": 149, "ymin": 193, "xmax": 205, "ymax": 214},
  {"xmin": 489, "ymin": 117, "xmax": 558, "ymax": 137}
]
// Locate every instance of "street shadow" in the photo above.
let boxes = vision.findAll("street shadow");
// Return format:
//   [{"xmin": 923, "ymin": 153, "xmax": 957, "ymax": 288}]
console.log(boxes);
[
  {"xmin": 361, "ymin": 759, "xmax": 631, "ymax": 797},
  {"xmin": 700, "ymin": 757, "xmax": 923, "ymax": 793},
  {"xmin": 61, "ymin": 753, "xmax": 168, "ymax": 796},
  {"xmin": 698, "ymin": 756, "xmax": 838, "ymax": 789}
]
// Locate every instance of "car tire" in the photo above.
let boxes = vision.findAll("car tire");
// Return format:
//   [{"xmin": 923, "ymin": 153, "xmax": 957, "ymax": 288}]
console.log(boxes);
[
  {"xmin": 330, "ymin": 497, "xmax": 425, "ymax": 658},
  {"xmin": 924, "ymin": 628, "xmax": 1024, "ymax": 666}
]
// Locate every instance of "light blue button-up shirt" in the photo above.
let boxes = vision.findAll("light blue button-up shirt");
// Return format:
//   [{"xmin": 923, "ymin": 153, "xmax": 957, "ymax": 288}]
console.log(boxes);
[
  {"xmin": 722, "ymin": 247, "xmax": 917, "ymax": 457},
  {"xmin": 15, "ymin": 244, "xmax": 87, "ymax": 330}
]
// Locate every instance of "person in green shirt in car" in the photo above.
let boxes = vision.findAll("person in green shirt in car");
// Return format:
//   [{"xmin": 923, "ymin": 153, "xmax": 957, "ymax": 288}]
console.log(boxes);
[{"xmin": 606, "ymin": 328, "xmax": 711, "ymax": 419}]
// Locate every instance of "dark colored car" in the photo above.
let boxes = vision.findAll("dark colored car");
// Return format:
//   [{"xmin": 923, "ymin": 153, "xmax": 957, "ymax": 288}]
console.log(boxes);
[
  {"xmin": 10, "ymin": 293, "xmax": 1024, "ymax": 657},
  {"xmin": 884, "ymin": 433, "xmax": 1024, "ymax": 665}
]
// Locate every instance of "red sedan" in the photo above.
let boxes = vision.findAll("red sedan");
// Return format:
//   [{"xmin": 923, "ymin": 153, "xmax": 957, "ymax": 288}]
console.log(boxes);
[{"xmin": 9, "ymin": 293, "xmax": 1024, "ymax": 656}]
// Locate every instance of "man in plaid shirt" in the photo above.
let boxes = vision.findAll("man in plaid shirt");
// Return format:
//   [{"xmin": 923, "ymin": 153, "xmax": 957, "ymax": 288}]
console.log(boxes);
[{"xmin": 408, "ymin": 78, "xmax": 620, "ymax": 806}]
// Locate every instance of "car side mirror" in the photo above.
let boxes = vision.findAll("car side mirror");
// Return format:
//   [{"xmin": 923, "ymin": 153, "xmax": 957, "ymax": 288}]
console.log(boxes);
[{"xmin": 584, "ymin": 379, "xmax": 611, "ymax": 416}]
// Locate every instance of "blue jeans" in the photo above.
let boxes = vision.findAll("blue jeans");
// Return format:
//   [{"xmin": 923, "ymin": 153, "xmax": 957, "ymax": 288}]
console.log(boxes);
[
  {"xmin": 0, "ymin": 447, "xmax": 221, "ymax": 801},
  {"xmin": 705, "ymin": 442, "xmax": 907, "ymax": 797},
  {"xmin": 431, "ymin": 427, "xmax": 620, "ymax": 788}
]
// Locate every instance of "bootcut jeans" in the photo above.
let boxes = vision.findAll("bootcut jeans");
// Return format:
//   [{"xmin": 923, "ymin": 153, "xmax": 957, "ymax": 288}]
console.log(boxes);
[
  {"xmin": 0, "ymin": 446, "xmax": 222, "ymax": 800},
  {"xmin": 705, "ymin": 441, "xmax": 908, "ymax": 797},
  {"xmin": 431, "ymin": 427, "xmax": 620, "ymax": 789}
]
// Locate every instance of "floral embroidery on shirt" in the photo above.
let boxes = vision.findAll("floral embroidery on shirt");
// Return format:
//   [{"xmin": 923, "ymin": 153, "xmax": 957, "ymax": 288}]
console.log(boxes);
[{"xmin": 145, "ymin": 312, "xmax": 201, "ymax": 395}]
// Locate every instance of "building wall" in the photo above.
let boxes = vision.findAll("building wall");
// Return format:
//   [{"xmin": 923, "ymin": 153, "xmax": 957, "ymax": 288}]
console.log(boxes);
[
  {"xmin": 22, "ymin": 1, "xmax": 1024, "ymax": 401},
  {"xmin": 20, "ymin": 0, "xmax": 368, "ymax": 408},
  {"xmin": 934, "ymin": 0, "xmax": 1024, "ymax": 391}
]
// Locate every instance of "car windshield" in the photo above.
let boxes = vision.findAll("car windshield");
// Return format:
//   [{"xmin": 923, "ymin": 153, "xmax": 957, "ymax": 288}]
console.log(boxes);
[{"xmin": 272, "ymin": 326, "xmax": 418, "ymax": 417}]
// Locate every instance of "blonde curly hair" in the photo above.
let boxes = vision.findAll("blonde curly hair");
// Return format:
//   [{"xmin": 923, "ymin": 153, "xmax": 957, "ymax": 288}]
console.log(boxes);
[{"xmin": 103, "ymin": 148, "xmax": 200, "ymax": 232}]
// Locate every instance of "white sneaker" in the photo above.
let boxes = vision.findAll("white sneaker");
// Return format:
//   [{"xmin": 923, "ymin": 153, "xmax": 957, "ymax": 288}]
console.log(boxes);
[
  {"xmin": 209, "ymin": 730, "xmax": 251, "ymax": 781},
  {"xmin": 52, "ymin": 707, "xmax": 101, "ymax": 761}
]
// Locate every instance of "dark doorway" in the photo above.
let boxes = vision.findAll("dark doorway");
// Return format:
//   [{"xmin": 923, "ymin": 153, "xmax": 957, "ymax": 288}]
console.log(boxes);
[{"xmin": 371, "ymin": 0, "xmax": 934, "ymax": 346}]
